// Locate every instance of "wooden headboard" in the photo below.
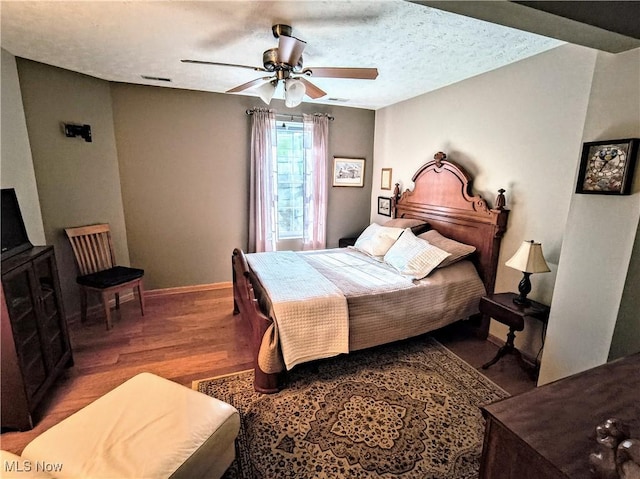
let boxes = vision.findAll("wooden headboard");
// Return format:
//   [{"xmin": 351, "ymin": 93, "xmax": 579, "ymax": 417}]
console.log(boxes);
[{"xmin": 393, "ymin": 152, "xmax": 509, "ymax": 294}]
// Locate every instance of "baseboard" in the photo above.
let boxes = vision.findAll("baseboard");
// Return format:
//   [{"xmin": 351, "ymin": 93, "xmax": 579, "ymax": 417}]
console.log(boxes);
[
  {"xmin": 486, "ymin": 333, "xmax": 503, "ymax": 348},
  {"xmin": 145, "ymin": 282, "xmax": 232, "ymax": 297}
]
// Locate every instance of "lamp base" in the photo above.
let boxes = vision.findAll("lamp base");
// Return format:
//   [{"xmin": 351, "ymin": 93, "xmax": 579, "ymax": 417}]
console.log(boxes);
[
  {"xmin": 512, "ymin": 295, "xmax": 531, "ymax": 307},
  {"xmin": 513, "ymin": 272, "xmax": 532, "ymax": 307}
]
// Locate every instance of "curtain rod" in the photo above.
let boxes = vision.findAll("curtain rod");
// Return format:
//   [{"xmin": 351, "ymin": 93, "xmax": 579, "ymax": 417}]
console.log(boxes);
[{"xmin": 245, "ymin": 109, "xmax": 334, "ymax": 121}]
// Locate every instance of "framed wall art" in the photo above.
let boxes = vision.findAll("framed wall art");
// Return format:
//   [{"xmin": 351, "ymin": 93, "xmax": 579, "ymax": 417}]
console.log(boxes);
[
  {"xmin": 378, "ymin": 196, "xmax": 392, "ymax": 216},
  {"xmin": 381, "ymin": 168, "xmax": 392, "ymax": 190},
  {"xmin": 333, "ymin": 158, "xmax": 365, "ymax": 187},
  {"xmin": 575, "ymin": 138, "xmax": 639, "ymax": 195}
]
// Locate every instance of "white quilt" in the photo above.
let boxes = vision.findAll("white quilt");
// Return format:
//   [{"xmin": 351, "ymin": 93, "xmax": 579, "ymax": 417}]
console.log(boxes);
[{"xmin": 246, "ymin": 251, "xmax": 349, "ymax": 370}]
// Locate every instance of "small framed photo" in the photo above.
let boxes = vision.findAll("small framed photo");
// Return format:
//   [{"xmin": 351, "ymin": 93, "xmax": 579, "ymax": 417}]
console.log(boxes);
[
  {"xmin": 576, "ymin": 138, "xmax": 639, "ymax": 195},
  {"xmin": 381, "ymin": 168, "xmax": 392, "ymax": 190},
  {"xmin": 378, "ymin": 196, "xmax": 392, "ymax": 216},
  {"xmin": 333, "ymin": 158, "xmax": 365, "ymax": 187}
]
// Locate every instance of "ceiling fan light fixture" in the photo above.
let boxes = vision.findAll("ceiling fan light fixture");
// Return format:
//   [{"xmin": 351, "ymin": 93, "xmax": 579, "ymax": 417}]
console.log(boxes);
[
  {"xmin": 285, "ymin": 78, "xmax": 305, "ymax": 108},
  {"xmin": 256, "ymin": 80, "xmax": 277, "ymax": 105},
  {"xmin": 182, "ymin": 24, "xmax": 379, "ymax": 104}
]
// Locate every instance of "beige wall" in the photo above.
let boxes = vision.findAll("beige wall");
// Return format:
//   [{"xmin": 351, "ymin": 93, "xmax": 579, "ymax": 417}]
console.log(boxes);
[
  {"xmin": 110, "ymin": 84, "xmax": 375, "ymax": 289},
  {"xmin": 609, "ymin": 219, "xmax": 640, "ymax": 360},
  {"xmin": 14, "ymin": 59, "xmax": 374, "ymax": 297},
  {"xmin": 538, "ymin": 47, "xmax": 640, "ymax": 383},
  {"xmin": 373, "ymin": 44, "xmax": 600, "ymax": 361},
  {"xmin": 16, "ymin": 58, "xmax": 130, "ymax": 316},
  {"xmin": 1, "ymin": 50, "xmax": 45, "ymax": 246}
]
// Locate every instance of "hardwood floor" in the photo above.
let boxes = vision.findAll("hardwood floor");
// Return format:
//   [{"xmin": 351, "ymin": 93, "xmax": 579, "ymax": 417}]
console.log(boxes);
[{"xmin": 0, "ymin": 286, "xmax": 536, "ymax": 455}]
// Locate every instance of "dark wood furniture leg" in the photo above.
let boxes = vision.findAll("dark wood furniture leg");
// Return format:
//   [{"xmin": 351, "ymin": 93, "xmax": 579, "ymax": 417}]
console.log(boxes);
[
  {"xmin": 482, "ymin": 326, "xmax": 518, "ymax": 369},
  {"xmin": 137, "ymin": 282, "xmax": 145, "ymax": 315}
]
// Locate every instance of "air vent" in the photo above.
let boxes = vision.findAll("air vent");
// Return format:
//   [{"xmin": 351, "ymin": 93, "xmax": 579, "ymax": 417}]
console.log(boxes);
[
  {"xmin": 141, "ymin": 75, "xmax": 172, "ymax": 82},
  {"xmin": 327, "ymin": 97, "xmax": 349, "ymax": 103}
]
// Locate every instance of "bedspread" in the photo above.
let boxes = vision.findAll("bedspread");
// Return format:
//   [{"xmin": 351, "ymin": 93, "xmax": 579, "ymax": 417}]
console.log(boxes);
[
  {"xmin": 300, "ymin": 249, "xmax": 415, "ymax": 295},
  {"xmin": 248, "ymin": 248, "xmax": 486, "ymax": 374},
  {"xmin": 246, "ymin": 251, "xmax": 349, "ymax": 370}
]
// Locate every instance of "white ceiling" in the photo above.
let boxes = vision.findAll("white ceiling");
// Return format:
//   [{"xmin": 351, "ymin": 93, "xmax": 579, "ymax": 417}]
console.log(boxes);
[{"xmin": 0, "ymin": 1, "xmax": 565, "ymax": 110}]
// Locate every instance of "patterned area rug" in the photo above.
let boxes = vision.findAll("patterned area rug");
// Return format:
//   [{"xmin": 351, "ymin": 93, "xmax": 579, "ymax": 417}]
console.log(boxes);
[{"xmin": 193, "ymin": 336, "xmax": 509, "ymax": 478}]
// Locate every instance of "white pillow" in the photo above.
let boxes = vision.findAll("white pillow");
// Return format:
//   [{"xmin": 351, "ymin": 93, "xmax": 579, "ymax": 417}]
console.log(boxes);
[
  {"xmin": 353, "ymin": 223, "xmax": 404, "ymax": 257},
  {"xmin": 384, "ymin": 228, "xmax": 451, "ymax": 279}
]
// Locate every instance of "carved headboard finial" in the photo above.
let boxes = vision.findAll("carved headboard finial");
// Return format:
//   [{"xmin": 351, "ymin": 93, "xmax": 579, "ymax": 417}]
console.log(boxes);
[
  {"xmin": 391, "ymin": 183, "xmax": 401, "ymax": 218},
  {"xmin": 434, "ymin": 151, "xmax": 447, "ymax": 167},
  {"xmin": 495, "ymin": 189, "xmax": 506, "ymax": 210}
]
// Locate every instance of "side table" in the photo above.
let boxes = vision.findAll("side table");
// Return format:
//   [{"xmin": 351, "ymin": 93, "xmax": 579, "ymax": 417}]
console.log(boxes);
[
  {"xmin": 338, "ymin": 237, "xmax": 357, "ymax": 248},
  {"xmin": 479, "ymin": 292, "xmax": 550, "ymax": 378}
]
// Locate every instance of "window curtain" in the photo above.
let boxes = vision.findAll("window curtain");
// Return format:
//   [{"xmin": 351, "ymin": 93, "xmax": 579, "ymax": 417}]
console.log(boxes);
[
  {"xmin": 249, "ymin": 109, "xmax": 277, "ymax": 253},
  {"xmin": 302, "ymin": 113, "xmax": 329, "ymax": 250}
]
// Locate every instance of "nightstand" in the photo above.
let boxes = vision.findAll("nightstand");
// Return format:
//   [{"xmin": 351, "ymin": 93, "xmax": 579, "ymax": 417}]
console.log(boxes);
[
  {"xmin": 338, "ymin": 237, "xmax": 357, "ymax": 248},
  {"xmin": 479, "ymin": 292, "xmax": 550, "ymax": 378}
]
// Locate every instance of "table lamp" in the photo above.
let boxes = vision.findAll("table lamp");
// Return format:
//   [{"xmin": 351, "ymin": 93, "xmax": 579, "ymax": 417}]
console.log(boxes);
[{"xmin": 505, "ymin": 240, "xmax": 550, "ymax": 306}]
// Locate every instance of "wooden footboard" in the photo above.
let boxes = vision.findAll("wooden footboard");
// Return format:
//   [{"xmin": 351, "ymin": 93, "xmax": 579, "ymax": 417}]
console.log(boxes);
[{"xmin": 232, "ymin": 248, "xmax": 281, "ymax": 393}]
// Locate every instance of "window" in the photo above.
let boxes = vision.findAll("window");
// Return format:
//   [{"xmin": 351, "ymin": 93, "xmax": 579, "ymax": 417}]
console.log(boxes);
[
  {"xmin": 275, "ymin": 121, "xmax": 307, "ymax": 240},
  {"xmin": 249, "ymin": 110, "xmax": 328, "ymax": 253}
]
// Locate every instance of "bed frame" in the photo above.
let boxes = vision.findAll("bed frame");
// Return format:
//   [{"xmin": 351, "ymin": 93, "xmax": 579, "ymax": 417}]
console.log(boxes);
[{"xmin": 232, "ymin": 151, "xmax": 509, "ymax": 393}]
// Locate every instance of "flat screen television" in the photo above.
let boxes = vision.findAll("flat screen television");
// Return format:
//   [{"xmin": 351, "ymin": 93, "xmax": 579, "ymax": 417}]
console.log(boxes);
[{"xmin": 1, "ymin": 188, "xmax": 33, "ymax": 260}]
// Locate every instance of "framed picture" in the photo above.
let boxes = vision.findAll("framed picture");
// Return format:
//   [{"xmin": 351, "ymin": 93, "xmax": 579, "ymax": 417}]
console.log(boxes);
[
  {"xmin": 378, "ymin": 196, "xmax": 392, "ymax": 216},
  {"xmin": 576, "ymin": 138, "xmax": 639, "ymax": 195},
  {"xmin": 381, "ymin": 168, "xmax": 392, "ymax": 190},
  {"xmin": 333, "ymin": 158, "xmax": 365, "ymax": 187}
]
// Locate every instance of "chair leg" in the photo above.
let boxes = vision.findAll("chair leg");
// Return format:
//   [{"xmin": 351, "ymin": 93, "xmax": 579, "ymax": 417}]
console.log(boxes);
[
  {"xmin": 137, "ymin": 281, "xmax": 145, "ymax": 316},
  {"xmin": 115, "ymin": 293, "xmax": 120, "ymax": 310},
  {"xmin": 102, "ymin": 291, "xmax": 113, "ymax": 330},
  {"xmin": 80, "ymin": 288, "xmax": 88, "ymax": 323}
]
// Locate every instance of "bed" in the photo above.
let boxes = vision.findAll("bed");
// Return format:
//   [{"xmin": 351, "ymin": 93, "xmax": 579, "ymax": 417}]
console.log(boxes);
[{"xmin": 232, "ymin": 152, "xmax": 509, "ymax": 393}]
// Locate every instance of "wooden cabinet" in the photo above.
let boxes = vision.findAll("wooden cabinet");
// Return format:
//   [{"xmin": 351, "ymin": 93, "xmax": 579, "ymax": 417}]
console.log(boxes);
[
  {"xmin": 1, "ymin": 246, "xmax": 73, "ymax": 431},
  {"xmin": 479, "ymin": 353, "xmax": 640, "ymax": 479}
]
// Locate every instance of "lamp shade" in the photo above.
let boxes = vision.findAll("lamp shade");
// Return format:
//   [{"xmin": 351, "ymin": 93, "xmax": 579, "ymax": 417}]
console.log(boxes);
[
  {"xmin": 256, "ymin": 80, "xmax": 277, "ymax": 105},
  {"xmin": 284, "ymin": 78, "xmax": 306, "ymax": 107},
  {"xmin": 505, "ymin": 240, "xmax": 550, "ymax": 273}
]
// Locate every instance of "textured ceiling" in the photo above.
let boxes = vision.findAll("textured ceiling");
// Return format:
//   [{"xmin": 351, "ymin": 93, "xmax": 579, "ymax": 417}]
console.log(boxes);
[{"xmin": 0, "ymin": 1, "xmax": 564, "ymax": 110}]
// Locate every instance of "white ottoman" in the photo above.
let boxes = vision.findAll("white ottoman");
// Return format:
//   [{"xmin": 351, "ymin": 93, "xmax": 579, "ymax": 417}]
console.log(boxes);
[{"xmin": 21, "ymin": 373, "xmax": 239, "ymax": 479}]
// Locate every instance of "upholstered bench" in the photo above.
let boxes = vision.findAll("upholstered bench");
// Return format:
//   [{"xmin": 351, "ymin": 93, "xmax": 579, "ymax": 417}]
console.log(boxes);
[{"xmin": 2, "ymin": 373, "xmax": 239, "ymax": 479}]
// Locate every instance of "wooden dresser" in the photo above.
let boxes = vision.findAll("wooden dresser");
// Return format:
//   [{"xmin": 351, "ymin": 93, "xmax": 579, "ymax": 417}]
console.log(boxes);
[
  {"xmin": 1, "ymin": 246, "xmax": 73, "ymax": 431},
  {"xmin": 480, "ymin": 353, "xmax": 640, "ymax": 479}
]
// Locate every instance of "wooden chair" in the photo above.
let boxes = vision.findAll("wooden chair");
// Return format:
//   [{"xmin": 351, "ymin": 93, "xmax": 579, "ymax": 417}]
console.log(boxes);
[{"xmin": 65, "ymin": 224, "xmax": 144, "ymax": 330}]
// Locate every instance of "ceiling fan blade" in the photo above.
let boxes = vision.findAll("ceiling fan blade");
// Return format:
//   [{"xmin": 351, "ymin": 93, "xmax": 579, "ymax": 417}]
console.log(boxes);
[
  {"xmin": 298, "ymin": 78, "xmax": 326, "ymax": 99},
  {"xmin": 181, "ymin": 59, "xmax": 267, "ymax": 72},
  {"xmin": 277, "ymin": 35, "xmax": 306, "ymax": 66},
  {"xmin": 227, "ymin": 77, "xmax": 273, "ymax": 93},
  {"xmin": 302, "ymin": 67, "xmax": 379, "ymax": 80}
]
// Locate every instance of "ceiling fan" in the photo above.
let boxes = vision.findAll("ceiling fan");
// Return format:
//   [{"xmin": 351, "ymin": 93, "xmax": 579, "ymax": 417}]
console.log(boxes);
[{"xmin": 182, "ymin": 24, "xmax": 379, "ymax": 107}]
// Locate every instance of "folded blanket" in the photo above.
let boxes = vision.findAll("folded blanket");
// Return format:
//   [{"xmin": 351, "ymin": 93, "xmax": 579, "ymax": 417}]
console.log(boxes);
[{"xmin": 247, "ymin": 251, "xmax": 349, "ymax": 370}]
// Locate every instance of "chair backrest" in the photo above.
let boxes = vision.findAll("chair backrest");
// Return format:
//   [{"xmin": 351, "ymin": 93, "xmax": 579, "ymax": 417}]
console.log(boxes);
[{"xmin": 65, "ymin": 224, "xmax": 116, "ymax": 275}]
